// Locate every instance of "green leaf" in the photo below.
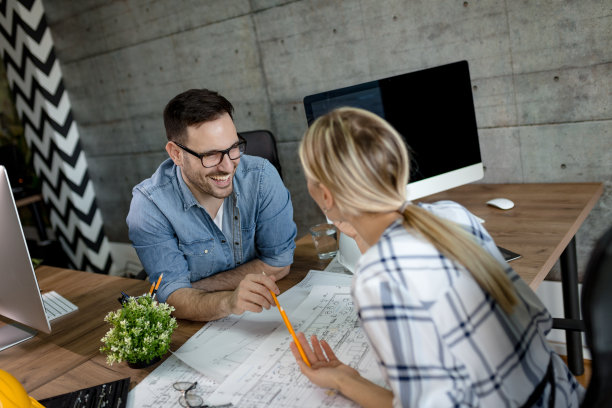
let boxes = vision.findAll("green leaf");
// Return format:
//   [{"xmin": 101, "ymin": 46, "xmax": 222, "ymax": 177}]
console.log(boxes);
[{"xmin": 99, "ymin": 295, "xmax": 177, "ymax": 365}]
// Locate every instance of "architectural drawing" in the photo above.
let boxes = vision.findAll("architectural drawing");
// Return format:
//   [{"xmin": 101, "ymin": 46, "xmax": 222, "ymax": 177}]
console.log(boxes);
[
  {"xmin": 127, "ymin": 271, "xmax": 358, "ymax": 408},
  {"xmin": 172, "ymin": 270, "xmax": 353, "ymax": 382},
  {"xmin": 207, "ymin": 285, "xmax": 387, "ymax": 407},
  {"xmin": 126, "ymin": 355, "xmax": 219, "ymax": 408}
]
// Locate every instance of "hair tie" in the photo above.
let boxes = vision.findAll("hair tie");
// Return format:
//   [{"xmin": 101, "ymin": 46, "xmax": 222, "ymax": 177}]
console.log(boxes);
[{"xmin": 398, "ymin": 201, "xmax": 411, "ymax": 213}]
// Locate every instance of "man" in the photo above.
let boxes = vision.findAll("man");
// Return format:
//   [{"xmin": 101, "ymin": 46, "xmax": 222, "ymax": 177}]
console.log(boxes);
[{"xmin": 127, "ymin": 89, "xmax": 297, "ymax": 321}]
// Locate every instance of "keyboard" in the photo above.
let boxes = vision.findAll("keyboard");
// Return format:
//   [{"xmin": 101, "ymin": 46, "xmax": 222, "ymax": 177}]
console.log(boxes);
[
  {"xmin": 42, "ymin": 291, "xmax": 78, "ymax": 321},
  {"xmin": 39, "ymin": 377, "xmax": 130, "ymax": 408}
]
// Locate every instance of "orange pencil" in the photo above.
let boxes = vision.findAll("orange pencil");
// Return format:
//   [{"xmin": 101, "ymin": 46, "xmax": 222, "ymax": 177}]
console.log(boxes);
[
  {"xmin": 263, "ymin": 272, "xmax": 311, "ymax": 367},
  {"xmin": 151, "ymin": 273, "xmax": 163, "ymax": 298},
  {"xmin": 279, "ymin": 306, "xmax": 311, "ymax": 367}
]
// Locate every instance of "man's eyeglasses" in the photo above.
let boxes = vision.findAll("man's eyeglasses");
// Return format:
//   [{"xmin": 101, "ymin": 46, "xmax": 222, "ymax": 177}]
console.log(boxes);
[
  {"xmin": 174, "ymin": 137, "xmax": 246, "ymax": 168},
  {"xmin": 172, "ymin": 381, "xmax": 233, "ymax": 407}
]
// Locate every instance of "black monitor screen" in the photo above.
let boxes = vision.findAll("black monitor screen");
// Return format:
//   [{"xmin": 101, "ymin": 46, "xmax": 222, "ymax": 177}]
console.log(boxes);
[{"xmin": 303, "ymin": 60, "xmax": 481, "ymax": 184}]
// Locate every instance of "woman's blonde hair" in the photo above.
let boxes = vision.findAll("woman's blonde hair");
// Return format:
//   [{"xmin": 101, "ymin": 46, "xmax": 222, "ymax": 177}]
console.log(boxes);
[{"xmin": 299, "ymin": 107, "xmax": 517, "ymax": 314}]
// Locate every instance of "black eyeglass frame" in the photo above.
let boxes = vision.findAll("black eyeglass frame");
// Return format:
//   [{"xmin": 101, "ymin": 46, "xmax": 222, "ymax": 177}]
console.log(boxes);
[{"xmin": 174, "ymin": 136, "xmax": 247, "ymax": 168}]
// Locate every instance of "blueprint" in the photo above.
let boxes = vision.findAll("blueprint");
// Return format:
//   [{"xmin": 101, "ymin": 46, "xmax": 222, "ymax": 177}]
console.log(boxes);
[
  {"xmin": 126, "ymin": 355, "xmax": 219, "ymax": 408},
  {"xmin": 127, "ymin": 270, "xmax": 387, "ymax": 407},
  {"xmin": 172, "ymin": 270, "xmax": 353, "ymax": 383},
  {"xmin": 207, "ymin": 285, "xmax": 386, "ymax": 407}
]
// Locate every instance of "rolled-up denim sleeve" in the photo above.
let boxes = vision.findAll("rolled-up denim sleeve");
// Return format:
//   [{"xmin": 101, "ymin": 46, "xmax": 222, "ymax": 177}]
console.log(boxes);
[
  {"xmin": 126, "ymin": 188, "xmax": 191, "ymax": 303},
  {"xmin": 255, "ymin": 162, "xmax": 297, "ymax": 267}
]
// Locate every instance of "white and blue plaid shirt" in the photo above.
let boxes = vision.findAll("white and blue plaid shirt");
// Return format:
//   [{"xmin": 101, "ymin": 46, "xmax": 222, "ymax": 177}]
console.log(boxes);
[{"xmin": 353, "ymin": 201, "xmax": 583, "ymax": 407}]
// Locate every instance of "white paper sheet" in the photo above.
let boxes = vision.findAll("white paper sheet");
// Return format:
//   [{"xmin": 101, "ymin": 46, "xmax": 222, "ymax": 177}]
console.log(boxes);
[
  {"xmin": 206, "ymin": 285, "xmax": 387, "ymax": 407},
  {"xmin": 126, "ymin": 355, "xmax": 219, "ymax": 408},
  {"xmin": 171, "ymin": 270, "xmax": 353, "ymax": 383},
  {"xmin": 129, "ymin": 270, "xmax": 355, "ymax": 407}
]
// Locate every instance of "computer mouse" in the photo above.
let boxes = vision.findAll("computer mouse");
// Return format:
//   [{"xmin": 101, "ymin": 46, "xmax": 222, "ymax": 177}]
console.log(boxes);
[{"xmin": 486, "ymin": 197, "xmax": 515, "ymax": 210}]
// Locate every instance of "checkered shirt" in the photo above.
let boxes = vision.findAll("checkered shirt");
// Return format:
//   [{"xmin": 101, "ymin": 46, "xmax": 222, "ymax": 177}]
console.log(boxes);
[{"xmin": 353, "ymin": 201, "xmax": 583, "ymax": 407}]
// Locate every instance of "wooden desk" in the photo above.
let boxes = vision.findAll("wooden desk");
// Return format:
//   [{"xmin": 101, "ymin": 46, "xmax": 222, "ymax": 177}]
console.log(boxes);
[
  {"xmin": 0, "ymin": 267, "xmax": 203, "ymax": 399},
  {"xmin": 420, "ymin": 183, "xmax": 603, "ymax": 289},
  {"xmin": 0, "ymin": 183, "xmax": 602, "ymax": 399},
  {"xmin": 0, "ymin": 259, "xmax": 322, "ymax": 400}
]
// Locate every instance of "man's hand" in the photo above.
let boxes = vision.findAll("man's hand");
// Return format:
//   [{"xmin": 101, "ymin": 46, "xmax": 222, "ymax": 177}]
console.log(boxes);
[
  {"xmin": 227, "ymin": 273, "xmax": 280, "ymax": 315},
  {"xmin": 260, "ymin": 264, "xmax": 290, "ymax": 281},
  {"xmin": 168, "ymin": 259, "xmax": 290, "ymax": 321},
  {"xmin": 167, "ymin": 272, "xmax": 282, "ymax": 321},
  {"xmin": 192, "ymin": 260, "xmax": 289, "ymax": 292}
]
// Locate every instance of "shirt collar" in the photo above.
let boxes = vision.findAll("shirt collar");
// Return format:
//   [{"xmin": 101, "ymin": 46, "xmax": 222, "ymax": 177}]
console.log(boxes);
[{"xmin": 174, "ymin": 165, "xmax": 199, "ymax": 211}]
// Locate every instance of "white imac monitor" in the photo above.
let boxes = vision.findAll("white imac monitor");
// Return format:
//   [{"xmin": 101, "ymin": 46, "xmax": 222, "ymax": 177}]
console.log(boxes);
[
  {"xmin": 303, "ymin": 60, "xmax": 483, "ymax": 272},
  {"xmin": 0, "ymin": 165, "xmax": 52, "ymax": 351}
]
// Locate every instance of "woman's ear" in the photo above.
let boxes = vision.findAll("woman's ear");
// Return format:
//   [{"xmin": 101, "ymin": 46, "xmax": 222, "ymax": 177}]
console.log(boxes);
[
  {"xmin": 166, "ymin": 142, "xmax": 182, "ymax": 166},
  {"xmin": 318, "ymin": 183, "xmax": 335, "ymax": 213}
]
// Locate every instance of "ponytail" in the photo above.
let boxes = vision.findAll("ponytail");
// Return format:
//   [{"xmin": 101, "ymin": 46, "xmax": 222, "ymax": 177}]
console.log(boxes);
[
  {"xmin": 402, "ymin": 205, "xmax": 517, "ymax": 314},
  {"xmin": 299, "ymin": 106, "xmax": 517, "ymax": 314}
]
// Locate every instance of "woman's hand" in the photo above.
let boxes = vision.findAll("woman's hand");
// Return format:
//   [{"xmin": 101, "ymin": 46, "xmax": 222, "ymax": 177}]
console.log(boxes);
[
  {"xmin": 290, "ymin": 332, "xmax": 360, "ymax": 390},
  {"xmin": 291, "ymin": 332, "xmax": 393, "ymax": 408}
]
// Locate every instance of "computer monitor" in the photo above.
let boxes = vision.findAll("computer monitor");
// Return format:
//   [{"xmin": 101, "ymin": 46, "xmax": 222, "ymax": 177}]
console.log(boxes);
[
  {"xmin": 0, "ymin": 165, "xmax": 51, "ymax": 351},
  {"xmin": 303, "ymin": 60, "xmax": 484, "ymax": 271}
]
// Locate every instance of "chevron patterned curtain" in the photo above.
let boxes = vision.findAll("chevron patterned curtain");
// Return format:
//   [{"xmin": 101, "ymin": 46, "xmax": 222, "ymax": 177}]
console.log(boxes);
[{"xmin": 0, "ymin": 0, "xmax": 114, "ymax": 273}]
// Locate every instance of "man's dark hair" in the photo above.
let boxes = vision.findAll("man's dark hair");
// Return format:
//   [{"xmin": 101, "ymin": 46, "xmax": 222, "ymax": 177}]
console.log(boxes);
[{"xmin": 163, "ymin": 89, "xmax": 234, "ymax": 142}]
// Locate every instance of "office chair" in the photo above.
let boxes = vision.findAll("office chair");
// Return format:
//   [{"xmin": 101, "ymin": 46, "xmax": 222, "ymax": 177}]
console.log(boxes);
[
  {"xmin": 238, "ymin": 130, "xmax": 283, "ymax": 179},
  {"xmin": 579, "ymin": 225, "xmax": 612, "ymax": 407},
  {"xmin": 554, "ymin": 226, "xmax": 612, "ymax": 406}
]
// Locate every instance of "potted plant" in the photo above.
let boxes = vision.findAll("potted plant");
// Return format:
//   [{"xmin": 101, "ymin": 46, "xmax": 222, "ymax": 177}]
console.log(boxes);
[{"xmin": 100, "ymin": 295, "xmax": 178, "ymax": 368}]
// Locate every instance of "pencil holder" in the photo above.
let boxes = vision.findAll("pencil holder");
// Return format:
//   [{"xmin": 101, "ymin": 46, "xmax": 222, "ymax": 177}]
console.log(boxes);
[{"xmin": 100, "ymin": 295, "xmax": 177, "ymax": 367}]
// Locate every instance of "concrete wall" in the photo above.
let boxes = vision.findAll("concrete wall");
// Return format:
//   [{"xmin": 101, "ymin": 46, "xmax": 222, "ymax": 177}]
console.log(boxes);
[{"xmin": 43, "ymin": 0, "xmax": 610, "ymax": 278}]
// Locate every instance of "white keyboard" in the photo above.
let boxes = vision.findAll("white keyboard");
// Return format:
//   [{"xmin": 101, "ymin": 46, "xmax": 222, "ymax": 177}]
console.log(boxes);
[{"xmin": 42, "ymin": 291, "xmax": 79, "ymax": 321}]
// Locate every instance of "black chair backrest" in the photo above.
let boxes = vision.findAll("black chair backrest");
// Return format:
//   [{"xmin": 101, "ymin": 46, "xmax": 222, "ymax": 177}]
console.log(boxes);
[
  {"xmin": 580, "ymin": 225, "xmax": 612, "ymax": 408},
  {"xmin": 238, "ymin": 130, "xmax": 283, "ymax": 179}
]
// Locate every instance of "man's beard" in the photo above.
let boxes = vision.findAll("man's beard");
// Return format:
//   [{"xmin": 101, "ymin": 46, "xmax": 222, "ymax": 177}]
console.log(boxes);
[{"xmin": 185, "ymin": 167, "xmax": 235, "ymax": 200}]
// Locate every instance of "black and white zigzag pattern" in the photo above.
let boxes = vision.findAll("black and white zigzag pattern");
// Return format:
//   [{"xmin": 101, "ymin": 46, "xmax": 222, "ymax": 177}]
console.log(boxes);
[{"xmin": 0, "ymin": 0, "xmax": 113, "ymax": 273}]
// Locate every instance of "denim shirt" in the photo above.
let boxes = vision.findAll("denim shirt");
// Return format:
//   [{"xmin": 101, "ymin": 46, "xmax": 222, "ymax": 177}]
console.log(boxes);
[{"xmin": 126, "ymin": 155, "xmax": 297, "ymax": 303}]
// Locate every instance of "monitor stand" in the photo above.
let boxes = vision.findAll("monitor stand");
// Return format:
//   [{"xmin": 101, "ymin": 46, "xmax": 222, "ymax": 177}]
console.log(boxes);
[{"xmin": 0, "ymin": 322, "xmax": 37, "ymax": 351}]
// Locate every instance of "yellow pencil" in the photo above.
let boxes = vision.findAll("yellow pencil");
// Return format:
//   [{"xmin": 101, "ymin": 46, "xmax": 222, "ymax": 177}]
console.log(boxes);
[
  {"xmin": 263, "ymin": 272, "xmax": 311, "ymax": 367},
  {"xmin": 154, "ymin": 273, "xmax": 163, "ymax": 291},
  {"xmin": 151, "ymin": 273, "xmax": 163, "ymax": 298},
  {"xmin": 279, "ymin": 305, "xmax": 311, "ymax": 367}
]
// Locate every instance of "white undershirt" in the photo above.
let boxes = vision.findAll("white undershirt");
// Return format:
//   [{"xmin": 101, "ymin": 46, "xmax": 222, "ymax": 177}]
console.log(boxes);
[{"xmin": 213, "ymin": 201, "xmax": 224, "ymax": 231}]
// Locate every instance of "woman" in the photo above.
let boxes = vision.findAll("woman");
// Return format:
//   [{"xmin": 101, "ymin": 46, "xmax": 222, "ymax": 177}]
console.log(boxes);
[{"xmin": 291, "ymin": 107, "xmax": 583, "ymax": 407}]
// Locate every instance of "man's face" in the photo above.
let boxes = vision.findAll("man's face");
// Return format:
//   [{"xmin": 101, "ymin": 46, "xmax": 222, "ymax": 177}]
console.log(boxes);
[{"xmin": 179, "ymin": 113, "xmax": 240, "ymax": 201}]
